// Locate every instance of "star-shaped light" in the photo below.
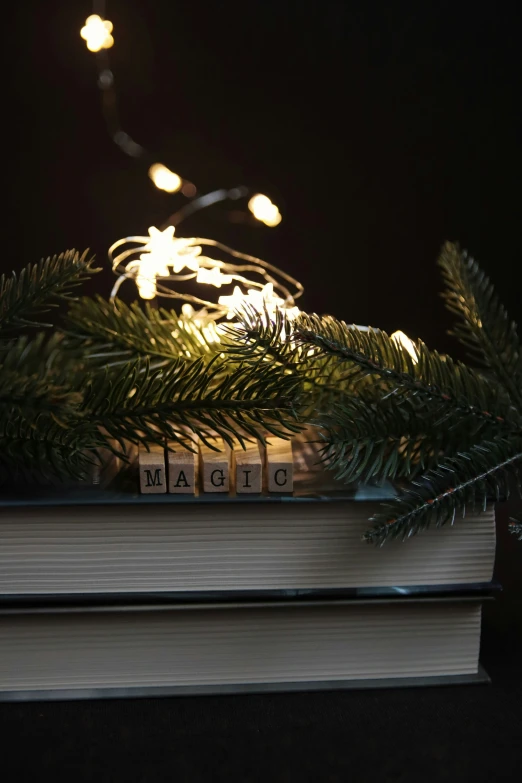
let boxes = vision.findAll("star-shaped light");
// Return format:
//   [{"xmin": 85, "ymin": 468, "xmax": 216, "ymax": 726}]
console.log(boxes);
[
  {"xmin": 218, "ymin": 286, "xmax": 248, "ymax": 319},
  {"xmin": 80, "ymin": 15, "xmax": 114, "ymax": 53},
  {"xmin": 141, "ymin": 226, "xmax": 202, "ymax": 274},
  {"xmin": 141, "ymin": 226, "xmax": 176, "ymax": 257},
  {"xmin": 218, "ymin": 283, "xmax": 291, "ymax": 320},
  {"xmin": 244, "ymin": 282, "xmax": 285, "ymax": 313},
  {"xmin": 196, "ymin": 266, "xmax": 233, "ymax": 288}
]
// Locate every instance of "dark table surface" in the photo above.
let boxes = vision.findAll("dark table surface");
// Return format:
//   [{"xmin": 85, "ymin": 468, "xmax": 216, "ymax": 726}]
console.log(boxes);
[{"xmin": 2, "ymin": 502, "xmax": 521, "ymax": 782}]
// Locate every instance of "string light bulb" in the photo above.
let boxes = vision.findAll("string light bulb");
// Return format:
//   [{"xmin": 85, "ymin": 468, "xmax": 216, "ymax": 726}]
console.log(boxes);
[
  {"xmin": 148, "ymin": 163, "xmax": 182, "ymax": 194},
  {"xmin": 196, "ymin": 267, "xmax": 233, "ymax": 288},
  {"xmin": 217, "ymin": 282, "xmax": 297, "ymax": 321},
  {"xmin": 248, "ymin": 194, "xmax": 282, "ymax": 227},
  {"xmin": 108, "ymin": 226, "xmax": 303, "ymax": 323},
  {"xmin": 80, "ymin": 15, "xmax": 114, "ymax": 53},
  {"xmin": 135, "ymin": 254, "xmax": 169, "ymax": 300},
  {"xmin": 391, "ymin": 330, "xmax": 419, "ymax": 364}
]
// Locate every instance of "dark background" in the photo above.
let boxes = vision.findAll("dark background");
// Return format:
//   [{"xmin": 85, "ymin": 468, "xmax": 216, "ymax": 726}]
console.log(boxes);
[
  {"xmin": 3, "ymin": 1, "xmax": 522, "ymax": 779},
  {"xmin": 5, "ymin": 0, "xmax": 522, "ymax": 354}
]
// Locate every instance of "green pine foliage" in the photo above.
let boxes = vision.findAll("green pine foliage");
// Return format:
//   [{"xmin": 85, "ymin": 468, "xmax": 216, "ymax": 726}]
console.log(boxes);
[
  {"xmin": 438, "ymin": 242, "xmax": 522, "ymax": 406},
  {"xmin": 65, "ymin": 296, "xmax": 222, "ymax": 369},
  {"xmin": 0, "ymin": 252, "xmax": 304, "ymax": 483},
  {"xmin": 285, "ymin": 244, "xmax": 522, "ymax": 543},
  {"xmin": 0, "ymin": 250, "xmax": 98, "ymax": 330},
  {"xmin": 0, "ymin": 253, "xmax": 104, "ymax": 482},
  {"xmin": 2, "ymin": 239, "xmax": 521, "ymax": 550},
  {"xmin": 80, "ymin": 355, "xmax": 303, "ymax": 452}
]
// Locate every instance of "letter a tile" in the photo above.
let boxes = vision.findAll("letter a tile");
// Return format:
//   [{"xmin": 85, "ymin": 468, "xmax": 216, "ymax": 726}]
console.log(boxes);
[{"xmin": 167, "ymin": 436, "xmax": 198, "ymax": 495}]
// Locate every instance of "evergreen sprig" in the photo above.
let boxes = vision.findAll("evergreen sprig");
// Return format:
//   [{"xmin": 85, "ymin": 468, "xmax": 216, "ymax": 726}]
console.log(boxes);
[
  {"xmin": 66, "ymin": 296, "xmax": 221, "ymax": 369},
  {"xmin": 258, "ymin": 243, "xmax": 522, "ymax": 545},
  {"xmin": 294, "ymin": 313, "xmax": 519, "ymax": 434},
  {"xmin": 3, "ymin": 238, "xmax": 522, "ymax": 555},
  {"xmin": 81, "ymin": 355, "xmax": 303, "ymax": 451},
  {"xmin": 227, "ymin": 306, "xmax": 363, "ymax": 409},
  {"xmin": 315, "ymin": 390, "xmax": 503, "ymax": 485},
  {"xmin": 0, "ymin": 250, "xmax": 99, "ymax": 331},
  {"xmin": 0, "ymin": 334, "xmax": 82, "ymax": 425},
  {"xmin": 0, "ymin": 414, "xmax": 104, "ymax": 483},
  {"xmin": 366, "ymin": 438, "xmax": 522, "ymax": 544},
  {"xmin": 439, "ymin": 242, "xmax": 522, "ymax": 406}
]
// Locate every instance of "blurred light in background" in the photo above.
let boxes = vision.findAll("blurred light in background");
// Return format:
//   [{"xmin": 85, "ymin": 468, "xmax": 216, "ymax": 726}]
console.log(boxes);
[
  {"xmin": 80, "ymin": 15, "xmax": 114, "ymax": 53},
  {"xmin": 181, "ymin": 182, "xmax": 197, "ymax": 198},
  {"xmin": 148, "ymin": 163, "xmax": 183, "ymax": 193},
  {"xmin": 248, "ymin": 194, "xmax": 282, "ymax": 227}
]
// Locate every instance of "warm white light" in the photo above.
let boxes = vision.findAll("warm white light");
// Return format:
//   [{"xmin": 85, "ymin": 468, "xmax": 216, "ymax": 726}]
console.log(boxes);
[
  {"xmin": 135, "ymin": 254, "xmax": 169, "ymax": 300},
  {"xmin": 391, "ymin": 330, "xmax": 419, "ymax": 364},
  {"xmin": 80, "ymin": 15, "xmax": 114, "ymax": 52},
  {"xmin": 109, "ymin": 226, "xmax": 303, "ymax": 310},
  {"xmin": 179, "ymin": 305, "xmax": 222, "ymax": 346},
  {"xmin": 244, "ymin": 282, "xmax": 285, "ymax": 313},
  {"xmin": 248, "ymin": 194, "xmax": 282, "ymax": 227},
  {"xmin": 181, "ymin": 303, "xmax": 196, "ymax": 318},
  {"xmin": 196, "ymin": 266, "xmax": 233, "ymax": 288},
  {"xmin": 218, "ymin": 282, "xmax": 295, "ymax": 321},
  {"xmin": 128, "ymin": 227, "xmax": 205, "ymax": 300},
  {"xmin": 148, "ymin": 163, "xmax": 182, "ymax": 193},
  {"xmin": 264, "ymin": 211, "xmax": 282, "ymax": 227},
  {"xmin": 142, "ymin": 226, "xmax": 201, "ymax": 273},
  {"xmin": 218, "ymin": 286, "xmax": 248, "ymax": 319}
]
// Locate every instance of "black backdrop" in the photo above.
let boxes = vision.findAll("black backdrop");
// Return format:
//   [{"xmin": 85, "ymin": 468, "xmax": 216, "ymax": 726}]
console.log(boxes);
[
  {"xmin": 5, "ymin": 0, "xmax": 522, "ymax": 355},
  {"xmin": 3, "ymin": 2, "xmax": 522, "ymax": 779}
]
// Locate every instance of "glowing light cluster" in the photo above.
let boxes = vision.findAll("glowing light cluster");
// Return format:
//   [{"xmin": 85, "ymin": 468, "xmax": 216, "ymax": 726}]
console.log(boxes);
[
  {"xmin": 148, "ymin": 163, "xmax": 182, "ymax": 194},
  {"xmin": 391, "ymin": 330, "xmax": 419, "ymax": 364},
  {"xmin": 124, "ymin": 226, "xmax": 203, "ymax": 299},
  {"xmin": 109, "ymin": 226, "xmax": 303, "ymax": 320},
  {"xmin": 248, "ymin": 194, "xmax": 282, "ymax": 227},
  {"xmin": 81, "ymin": 15, "xmax": 114, "ymax": 52},
  {"xmin": 217, "ymin": 283, "xmax": 296, "ymax": 321}
]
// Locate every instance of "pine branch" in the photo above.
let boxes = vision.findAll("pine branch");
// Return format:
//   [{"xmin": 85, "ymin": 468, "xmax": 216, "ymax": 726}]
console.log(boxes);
[
  {"xmin": 227, "ymin": 307, "xmax": 373, "ymax": 408},
  {"xmin": 0, "ymin": 334, "xmax": 83, "ymax": 426},
  {"xmin": 316, "ymin": 389, "xmax": 499, "ymax": 485},
  {"xmin": 0, "ymin": 414, "xmax": 105, "ymax": 483},
  {"xmin": 223, "ymin": 305, "xmax": 302, "ymax": 369},
  {"xmin": 294, "ymin": 313, "xmax": 521, "ymax": 434},
  {"xmin": 0, "ymin": 250, "xmax": 99, "ymax": 332},
  {"xmin": 81, "ymin": 356, "xmax": 304, "ymax": 451},
  {"xmin": 65, "ymin": 296, "xmax": 222, "ymax": 369},
  {"xmin": 365, "ymin": 438, "xmax": 522, "ymax": 544},
  {"xmin": 438, "ymin": 242, "xmax": 522, "ymax": 407}
]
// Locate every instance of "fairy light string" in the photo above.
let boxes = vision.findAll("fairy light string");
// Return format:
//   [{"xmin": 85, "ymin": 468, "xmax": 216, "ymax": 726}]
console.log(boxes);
[
  {"xmin": 80, "ymin": 2, "xmax": 282, "ymax": 224},
  {"xmin": 81, "ymin": 5, "xmax": 298, "ymax": 331},
  {"xmin": 108, "ymin": 226, "xmax": 303, "ymax": 324}
]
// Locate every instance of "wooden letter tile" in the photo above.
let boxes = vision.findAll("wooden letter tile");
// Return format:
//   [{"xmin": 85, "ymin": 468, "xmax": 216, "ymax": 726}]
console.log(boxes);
[
  {"xmin": 167, "ymin": 441, "xmax": 198, "ymax": 495},
  {"xmin": 199, "ymin": 438, "xmax": 230, "ymax": 493},
  {"xmin": 235, "ymin": 443, "xmax": 263, "ymax": 494},
  {"xmin": 265, "ymin": 437, "xmax": 294, "ymax": 493},
  {"xmin": 139, "ymin": 443, "xmax": 167, "ymax": 494}
]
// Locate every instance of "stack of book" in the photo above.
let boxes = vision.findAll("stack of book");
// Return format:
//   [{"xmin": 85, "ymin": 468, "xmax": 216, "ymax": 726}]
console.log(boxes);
[{"xmin": 0, "ymin": 439, "xmax": 497, "ymax": 701}]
